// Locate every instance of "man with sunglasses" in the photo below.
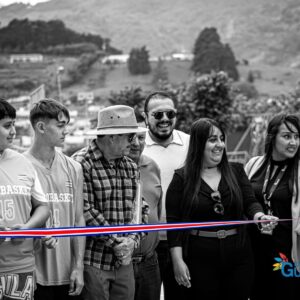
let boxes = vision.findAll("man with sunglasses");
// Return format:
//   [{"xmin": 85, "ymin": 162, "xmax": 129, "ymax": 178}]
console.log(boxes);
[
  {"xmin": 142, "ymin": 91, "xmax": 189, "ymax": 300},
  {"xmin": 73, "ymin": 105, "xmax": 148, "ymax": 300},
  {"xmin": 24, "ymin": 99, "xmax": 85, "ymax": 300},
  {"xmin": 0, "ymin": 99, "xmax": 50, "ymax": 300}
]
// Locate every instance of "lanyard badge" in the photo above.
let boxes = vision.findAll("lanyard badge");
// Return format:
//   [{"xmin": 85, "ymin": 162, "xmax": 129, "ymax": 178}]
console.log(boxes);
[{"xmin": 261, "ymin": 163, "xmax": 287, "ymax": 234}]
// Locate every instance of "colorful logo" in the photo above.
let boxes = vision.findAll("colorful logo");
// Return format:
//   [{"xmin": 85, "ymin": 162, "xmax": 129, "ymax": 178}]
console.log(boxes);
[
  {"xmin": 273, "ymin": 252, "xmax": 300, "ymax": 277},
  {"xmin": 273, "ymin": 252, "xmax": 288, "ymax": 271}
]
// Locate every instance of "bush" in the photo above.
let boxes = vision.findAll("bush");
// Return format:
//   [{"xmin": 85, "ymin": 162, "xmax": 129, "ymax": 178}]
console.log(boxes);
[
  {"xmin": 66, "ymin": 52, "xmax": 100, "ymax": 85},
  {"xmin": 45, "ymin": 43, "xmax": 99, "ymax": 55},
  {"xmin": 14, "ymin": 80, "xmax": 36, "ymax": 91},
  {"xmin": 152, "ymin": 58, "xmax": 168, "ymax": 88},
  {"xmin": 108, "ymin": 87, "xmax": 146, "ymax": 111}
]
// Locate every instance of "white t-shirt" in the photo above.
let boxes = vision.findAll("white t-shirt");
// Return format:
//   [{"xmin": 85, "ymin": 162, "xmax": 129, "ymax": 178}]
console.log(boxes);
[
  {"xmin": 143, "ymin": 129, "xmax": 190, "ymax": 240},
  {"xmin": 24, "ymin": 150, "xmax": 83, "ymax": 286},
  {"xmin": 0, "ymin": 149, "xmax": 46, "ymax": 273}
]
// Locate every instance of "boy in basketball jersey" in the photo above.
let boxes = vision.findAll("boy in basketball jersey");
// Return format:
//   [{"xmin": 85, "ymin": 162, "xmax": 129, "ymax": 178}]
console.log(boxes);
[
  {"xmin": 0, "ymin": 99, "xmax": 50, "ymax": 300},
  {"xmin": 24, "ymin": 99, "xmax": 85, "ymax": 300}
]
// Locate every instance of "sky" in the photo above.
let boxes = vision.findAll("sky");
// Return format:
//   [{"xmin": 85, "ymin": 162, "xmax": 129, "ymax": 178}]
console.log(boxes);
[{"xmin": 0, "ymin": 0, "xmax": 49, "ymax": 6}]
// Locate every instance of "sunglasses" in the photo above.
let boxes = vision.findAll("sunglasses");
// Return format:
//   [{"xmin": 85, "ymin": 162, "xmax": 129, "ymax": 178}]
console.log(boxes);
[
  {"xmin": 211, "ymin": 191, "xmax": 224, "ymax": 215},
  {"xmin": 150, "ymin": 111, "xmax": 177, "ymax": 120}
]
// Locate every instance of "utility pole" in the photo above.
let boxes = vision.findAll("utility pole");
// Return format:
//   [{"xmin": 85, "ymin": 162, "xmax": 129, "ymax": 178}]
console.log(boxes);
[{"xmin": 57, "ymin": 66, "xmax": 64, "ymax": 102}]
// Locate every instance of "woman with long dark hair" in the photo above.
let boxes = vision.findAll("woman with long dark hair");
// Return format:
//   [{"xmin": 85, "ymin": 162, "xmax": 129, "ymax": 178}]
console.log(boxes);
[
  {"xmin": 245, "ymin": 113, "xmax": 300, "ymax": 300},
  {"xmin": 166, "ymin": 118, "xmax": 276, "ymax": 300}
]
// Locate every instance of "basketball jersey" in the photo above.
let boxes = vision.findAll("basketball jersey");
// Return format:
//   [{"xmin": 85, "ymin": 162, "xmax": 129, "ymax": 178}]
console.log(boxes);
[
  {"xmin": 0, "ymin": 149, "xmax": 46, "ymax": 273},
  {"xmin": 24, "ymin": 150, "xmax": 83, "ymax": 286}
]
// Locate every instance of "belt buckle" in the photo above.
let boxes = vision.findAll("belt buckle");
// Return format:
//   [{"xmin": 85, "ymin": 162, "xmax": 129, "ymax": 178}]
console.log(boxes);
[
  {"xmin": 132, "ymin": 254, "xmax": 143, "ymax": 264},
  {"xmin": 216, "ymin": 230, "xmax": 227, "ymax": 239}
]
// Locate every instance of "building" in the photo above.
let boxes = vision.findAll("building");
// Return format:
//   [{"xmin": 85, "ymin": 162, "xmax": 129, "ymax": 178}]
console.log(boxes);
[
  {"xmin": 101, "ymin": 54, "xmax": 129, "ymax": 64},
  {"xmin": 10, "ymin": 54, "xmax": 43, "ymax": 64},
  {"xmin": 171, "ymin": 52, "xmax": 194, "ymax": 61}
]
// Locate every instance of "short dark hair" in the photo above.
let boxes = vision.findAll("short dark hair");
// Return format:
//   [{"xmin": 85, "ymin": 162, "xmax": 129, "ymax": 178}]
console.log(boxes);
[
  {"xmin": 144, "ymin": 91, "xmax": 177, "ymax": 112},
  {"xmin": 0, "ymin": 99, "xmax": 16, "ymax": 120},
  {"xmin": 29, "ymin": 98, "xmax": 70, "ymax": 127}
]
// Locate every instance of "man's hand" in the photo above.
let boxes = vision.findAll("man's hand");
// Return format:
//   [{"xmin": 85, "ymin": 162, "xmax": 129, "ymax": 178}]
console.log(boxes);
[
  {"xmin": 113, "ymin": 237, "xmax": 135, "ymax": 265},
  {"xmin": 69, "ymin": 266, "xmax": 84, "ymax": 296},
  {"xmin": 42, "ymin": 236, "xmax": 58, "ymax": 249}
]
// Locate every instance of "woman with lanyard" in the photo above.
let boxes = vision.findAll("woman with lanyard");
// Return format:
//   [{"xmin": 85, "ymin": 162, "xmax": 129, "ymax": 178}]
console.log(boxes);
[
  {"xmin": 245, "ymin": 113, "xmax": 300, "ymax": 300},
  {"xmin": 166, "ymin": 118, "xmax": 276, "ymax": 300}
]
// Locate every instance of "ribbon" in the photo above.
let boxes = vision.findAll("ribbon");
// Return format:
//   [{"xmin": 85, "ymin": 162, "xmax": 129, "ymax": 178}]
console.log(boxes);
[{"xmin": 0, "ymin": 219, "xmax": 290, "ymax": 238}]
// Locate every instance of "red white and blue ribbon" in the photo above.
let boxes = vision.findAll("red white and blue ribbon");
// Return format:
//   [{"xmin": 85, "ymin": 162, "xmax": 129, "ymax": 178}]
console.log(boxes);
[{"xmin": 0, "ymin": 219, "xmax": 290, "ymax": 238}]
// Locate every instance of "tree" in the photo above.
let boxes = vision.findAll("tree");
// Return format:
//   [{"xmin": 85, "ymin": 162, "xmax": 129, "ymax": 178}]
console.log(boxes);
[
  {"xmin": 152, "ymin": 58, "xmax": 168, "ymax": 88},
  {"xmin": 149, "ymin": 71, "xmax": 236, "ymax": 132},
  {"xmin": 128, "ymin": 46, "xmax": 151, "ymax": 75},
  {"xmin": 108, "ymin": 87, "xmax": 146, "ymax": 115},
  {"xmin": 175, "ymin": 72, "xmax": 235, "ymax": 132},
  {"xmin": 0, "ymin": 19, "xmax": 121, "ymax": 54},
  {"xmin": 191, "ymin": 27, "xmax": 239, "ymax": 80}
]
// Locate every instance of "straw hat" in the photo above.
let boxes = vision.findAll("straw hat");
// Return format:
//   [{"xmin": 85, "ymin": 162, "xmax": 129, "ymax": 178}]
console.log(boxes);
[{"xmin": 86, "ymin": 105, "xmax": 147, "ymax": 135}]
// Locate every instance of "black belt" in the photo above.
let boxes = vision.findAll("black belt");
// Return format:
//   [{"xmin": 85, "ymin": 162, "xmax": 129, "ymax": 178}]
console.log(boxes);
[
  {"xmin": 190, "ymin": 229, "xmax": 238, "ymax": 239},
  {"xmin": 132, "ymin": 252, "xmax": 155, "ymax": 264}
]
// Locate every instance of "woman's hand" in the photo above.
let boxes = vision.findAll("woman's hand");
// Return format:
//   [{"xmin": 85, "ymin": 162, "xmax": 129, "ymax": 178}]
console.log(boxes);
[
  {"xmin": 260, "ymin": 214, "xmax": 278, "ymax": 231},
  {"xmin": 173, "ymin": 258, "xmax": 191, "ymax": 288},
  {"xmin": 254, "ymin": 212, "xmax": 278, "ymax": 233}
]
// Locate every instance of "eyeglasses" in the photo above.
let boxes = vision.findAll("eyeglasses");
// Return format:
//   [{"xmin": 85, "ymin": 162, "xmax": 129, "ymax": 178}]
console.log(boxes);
[
  {"xmin": 128, "ymin": 133, "xmax": 136, "ymax": 143},
  {"xmin": 118, "ymin": 133, "xmax": 136, "ymax": 143},
  {"xmin": 211, "ymin": 191, "xmax": 224, "ymax": 215},
  {"xmin": 150, "ymin": 111, "xmax": 177, "ymax": 120}
]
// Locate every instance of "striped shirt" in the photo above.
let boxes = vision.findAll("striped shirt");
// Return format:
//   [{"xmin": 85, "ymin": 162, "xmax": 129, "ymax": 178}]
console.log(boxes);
[{"xmin": 72, "ymin": 139, "xmax": 140, "ymax": 271}]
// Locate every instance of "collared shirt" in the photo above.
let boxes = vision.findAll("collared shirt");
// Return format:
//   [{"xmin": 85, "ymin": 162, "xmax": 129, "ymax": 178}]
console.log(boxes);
[
  {"xmin": 134, "ymin": 154, "xmax": 162, "ymax": 257},
  {"xmin": 72, "ymin": 139, "xmax": 139, "ymax": 271},
  {"xmin": 143, "ymin": 129, "xmax": 189, "ymax": 240}
]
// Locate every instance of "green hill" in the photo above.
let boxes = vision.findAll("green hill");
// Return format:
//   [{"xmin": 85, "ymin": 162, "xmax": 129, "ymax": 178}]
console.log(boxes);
[{"xmin": 0, "ymin": 0, "xmax": 299, "ymax": 65}]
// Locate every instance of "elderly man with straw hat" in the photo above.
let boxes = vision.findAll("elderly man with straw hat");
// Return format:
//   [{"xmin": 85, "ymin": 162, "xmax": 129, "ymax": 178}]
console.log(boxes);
[{"xmin": 72, "ymin": 105, "xmax": 148, "ymax": 300}]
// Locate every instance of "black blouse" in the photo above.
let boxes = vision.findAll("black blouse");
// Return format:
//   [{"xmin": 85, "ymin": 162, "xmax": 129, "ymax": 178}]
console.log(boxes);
[
  {"xmin": 249, "ymin": 158, "xmax": 293, "ymax": 250},
  {"xmin": 166, "ymin": 163, "xmax": 263, "ymax": 248}
]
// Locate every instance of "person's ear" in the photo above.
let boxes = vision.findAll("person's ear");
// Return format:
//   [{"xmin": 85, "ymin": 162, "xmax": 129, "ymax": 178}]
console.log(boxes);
[
  {"xmin": 35, "ymin": 121, "xmax": 46, "ymax": 134},
  {"xmin": 142, "ymin": 112, "xmax": 149, "ymax": 126}
]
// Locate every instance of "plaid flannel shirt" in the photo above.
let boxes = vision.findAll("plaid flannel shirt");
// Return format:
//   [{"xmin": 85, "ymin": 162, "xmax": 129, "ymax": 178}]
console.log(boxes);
[{"xmin": 72, "ymin": 140, "xmax": 143, "ymax": 271}]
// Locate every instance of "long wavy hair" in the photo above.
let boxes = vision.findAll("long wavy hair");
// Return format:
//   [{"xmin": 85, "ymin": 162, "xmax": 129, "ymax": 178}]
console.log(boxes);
[
  {"xmin": 263, "ymin": 113, "xmax": 300, "ymax": 201},
  {"xmin": 181, "ymin": 118, "xmax": 242, "ymax": 222},
  {"xmin": 264, "ymin": 114, "xmax": 300, "ymax": 158}
]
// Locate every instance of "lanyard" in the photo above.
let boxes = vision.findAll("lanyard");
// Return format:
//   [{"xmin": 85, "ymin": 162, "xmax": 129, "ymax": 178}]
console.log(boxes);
[{"xmin": 262, "ymin": 162, "xmax": 287, "ymax": 215}]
